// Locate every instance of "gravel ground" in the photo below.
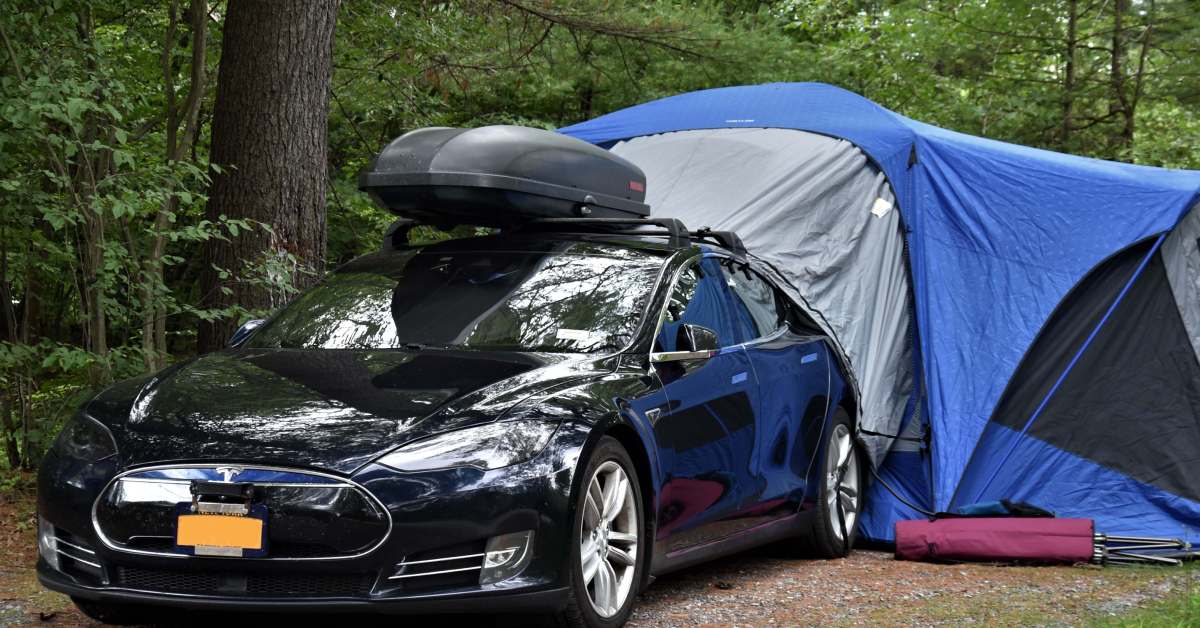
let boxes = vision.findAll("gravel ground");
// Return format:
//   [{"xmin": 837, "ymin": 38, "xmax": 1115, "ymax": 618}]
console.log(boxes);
[
  {"xmin": 628, "ymin": 544, "xmax": 1193, "ymax": 626},
  {"xmin": 3, "ymin": 485, "xmax": 1192, "ymax": 627}
]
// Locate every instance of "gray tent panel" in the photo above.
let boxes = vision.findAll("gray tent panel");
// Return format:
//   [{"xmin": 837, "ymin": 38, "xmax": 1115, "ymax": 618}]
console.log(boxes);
[
  {"xmin": 611, "ymin": 128, "xmax": 914, "ymax": 465},
  {"xmin": 1162, "ymin": 203, "xmax": 1200, "ymax": 361}
]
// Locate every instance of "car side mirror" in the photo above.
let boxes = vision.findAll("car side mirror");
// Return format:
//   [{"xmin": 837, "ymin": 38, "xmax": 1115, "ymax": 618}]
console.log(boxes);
[
  {"xmin": 227, "ymin": 319, "xmax": 265, "ymax": 348},
  {"xmin": 651, "ymin": 324, "xmax": 719, "ymax": 364}
]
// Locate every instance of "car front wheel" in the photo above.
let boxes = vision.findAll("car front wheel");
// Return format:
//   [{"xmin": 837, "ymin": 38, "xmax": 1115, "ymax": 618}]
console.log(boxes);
[{"xmin": 556, "ymin": 436, "xmax": 644, "ymax": 628}]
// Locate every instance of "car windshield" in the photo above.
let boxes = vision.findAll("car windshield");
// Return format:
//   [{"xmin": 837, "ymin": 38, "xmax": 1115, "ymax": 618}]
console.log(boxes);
[{"xmin": 249, "ymin": 243, "xmax": 665, "ymax": 353}]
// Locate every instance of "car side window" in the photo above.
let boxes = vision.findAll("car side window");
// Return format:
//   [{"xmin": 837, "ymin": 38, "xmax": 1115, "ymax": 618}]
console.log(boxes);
[
  {"xmin": 656, "ymin": 258, "xmax": 744, "ymax": 351},
  {"xmin": 722, "ymin": 261, "xmax": 786, "ymax": 340}
]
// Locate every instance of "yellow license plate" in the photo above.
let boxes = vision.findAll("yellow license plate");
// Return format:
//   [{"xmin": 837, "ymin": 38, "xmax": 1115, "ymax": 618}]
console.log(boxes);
[{"xmin": 177, "ymin": 514, "xmax": 264, "ymax": 551}]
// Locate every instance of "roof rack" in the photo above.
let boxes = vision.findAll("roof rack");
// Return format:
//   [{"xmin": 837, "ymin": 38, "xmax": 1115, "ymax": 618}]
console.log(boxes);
[
  {"xmin": 382, "ymin": 218, "xmax": 417, "ymax": 250},
  {"xmin": 693, "ymin": 227, "xmax": 747, "ymax": 258},
  {"xmin": 518, "ymin": 217, "xmax": 692, "ymax": 249},
  {"xmin": 384, "ymin": 216, "xmax": 749, "ymax": 257}
]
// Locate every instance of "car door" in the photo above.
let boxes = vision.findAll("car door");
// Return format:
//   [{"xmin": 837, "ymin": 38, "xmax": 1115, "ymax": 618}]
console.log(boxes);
[
  {"xmin": 721, "ymin": 261, "xmax": 832, "ymax": 518},
  {"xmin": 649, "ymin": 256, "xmax": 761, "ymax": 553}
]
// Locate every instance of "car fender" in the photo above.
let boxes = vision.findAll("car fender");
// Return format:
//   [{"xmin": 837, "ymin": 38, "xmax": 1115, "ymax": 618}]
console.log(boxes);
[{"xmin": 503, "ymin": 369, "xmax": 663, "ymax": 583}]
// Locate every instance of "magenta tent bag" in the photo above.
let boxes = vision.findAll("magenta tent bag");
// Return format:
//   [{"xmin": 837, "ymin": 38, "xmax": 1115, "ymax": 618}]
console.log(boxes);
[{"xmin": 895, "ymin": 517, "xmax": 1095, "ymax": 564}]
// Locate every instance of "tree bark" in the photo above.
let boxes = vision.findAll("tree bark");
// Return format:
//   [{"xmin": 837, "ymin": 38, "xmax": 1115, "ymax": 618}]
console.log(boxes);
[
  {"xmin": 1125, "ymin": 0, "xmax": 1155, "ymax": 152},
  {"xmin": 1109, "ymin": 0, "xmax": 1133, "ymax": 156},
  {"xmin": 0, "ymin": 393, "xmax": 19, "ymax": 469},
  {"xmin": 75, "ymin": 6, "xmax": 112, "ymax": 386},
  {"xmin": 1061, "ymin": 0, "xmax": 1077, "ymax": 147},
  {"xmin": 196, "ymin": 0, "xmax": 339, "ymax": 353}
]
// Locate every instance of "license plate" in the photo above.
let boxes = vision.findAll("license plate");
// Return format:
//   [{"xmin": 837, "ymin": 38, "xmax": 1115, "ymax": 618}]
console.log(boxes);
[{"xmin": 175, "ymin": 504, "xmax": 268, "ymax": 557}]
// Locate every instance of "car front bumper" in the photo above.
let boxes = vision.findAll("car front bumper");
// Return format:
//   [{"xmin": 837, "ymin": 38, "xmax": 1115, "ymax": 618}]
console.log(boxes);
[
  {"xmin": 38, "ymin": 562, "xmax": 568, "ymax": 614},
  {"xmin": 37, "ymin": 423, "xmax": 592, "ymax": 614}
]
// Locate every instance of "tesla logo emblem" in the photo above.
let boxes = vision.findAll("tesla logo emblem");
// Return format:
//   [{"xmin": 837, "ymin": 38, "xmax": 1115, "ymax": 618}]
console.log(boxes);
[{"xmin": 215, "ymin": 466, "xmax": 243, "ymax": 482}]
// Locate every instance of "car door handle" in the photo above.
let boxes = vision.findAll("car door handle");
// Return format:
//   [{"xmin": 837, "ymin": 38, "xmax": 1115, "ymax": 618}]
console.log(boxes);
[
  {"xmin": 731, "ymin": 372, "xmax": 748, "ymax": 385},
  {"xmin": 801, "ymin": 353, "xmax": 818, "ymax": 364}
]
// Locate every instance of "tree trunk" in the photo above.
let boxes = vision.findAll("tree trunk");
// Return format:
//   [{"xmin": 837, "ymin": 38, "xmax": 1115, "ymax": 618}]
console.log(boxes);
[
  {"xmin": 1061, "ymin": 0, "xmax": 1077, "ymax": 147},
  {"xmin": 0, "ymin": 393, "xmax": 19, "ymax": 469},
  {"xmin": 75, "ymin": 6, "xmax": 112, "ymax": 386},
  {"xmin": 1125, "ymin": 0, "xmax": 1155, "ymax": 155},
  {"xmin": 1109, "ymin": 0, "xmax": 1134, "ymax": 156},
  {"xmin": 0, "ymin": 225, "xmax": 21, "ymax": 468},
  {"xmin": 142, "ymin": 0, "xmax": 206, "ymax": 371},
  {"xmin": 196, "ymin": 0, "xmax": 339, "ymax": 353}
]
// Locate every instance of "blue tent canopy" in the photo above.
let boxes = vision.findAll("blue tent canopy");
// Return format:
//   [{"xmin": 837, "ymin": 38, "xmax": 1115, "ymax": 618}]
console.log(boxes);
[{"xmin": 561, "ymin": 83, "xmax": 1200, "ymax": 540}]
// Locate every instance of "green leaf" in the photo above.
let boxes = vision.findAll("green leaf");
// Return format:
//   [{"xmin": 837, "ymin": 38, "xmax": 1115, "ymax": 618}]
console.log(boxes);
[{"xmin": 65, "ymin": 97, "xmax": 89, "ymax": 122}]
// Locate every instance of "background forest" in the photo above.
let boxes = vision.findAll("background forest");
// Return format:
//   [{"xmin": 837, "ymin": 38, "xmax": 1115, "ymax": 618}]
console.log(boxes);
[{"xmin": 1, "ymin": 0, "xmax": 1198, "ymax": 473}]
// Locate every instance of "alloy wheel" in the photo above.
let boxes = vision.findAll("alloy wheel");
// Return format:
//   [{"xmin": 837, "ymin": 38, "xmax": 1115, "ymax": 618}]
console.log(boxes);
[
  {"xmin": 825, "ymin": 423, "xmax": 860, "ymax": 542},
  {"xmin": 579, "ymin": 460, "xmax": 639, "ymax": 618}
]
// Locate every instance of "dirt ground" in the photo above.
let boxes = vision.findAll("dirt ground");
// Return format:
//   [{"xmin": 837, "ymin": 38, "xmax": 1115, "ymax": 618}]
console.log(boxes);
[{"xmin": 3, "ymin": 484, "xmax": 1193, "ymax": 627}]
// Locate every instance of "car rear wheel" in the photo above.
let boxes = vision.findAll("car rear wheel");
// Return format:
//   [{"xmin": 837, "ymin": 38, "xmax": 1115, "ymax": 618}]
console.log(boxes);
[
  {"xmin": 804, "ymin": 407, "xmax": 862, "ymax": 558},
  {"xmin": 555, "ymin": 436, "xmax": 644, "ymax": 628}
]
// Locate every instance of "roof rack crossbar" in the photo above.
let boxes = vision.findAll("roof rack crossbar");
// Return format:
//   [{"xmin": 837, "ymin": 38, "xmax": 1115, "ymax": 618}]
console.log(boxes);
[
  {"xmin": 521, "ymin": 217, "xmax": 691, "ymax": 249},
  {"xmin": 693, "ymin": 228, "xmax": 747, "ymax": 258},
  {"xmin": 382, "ymin": 218, "xmax": 417, "ymax": 251}
]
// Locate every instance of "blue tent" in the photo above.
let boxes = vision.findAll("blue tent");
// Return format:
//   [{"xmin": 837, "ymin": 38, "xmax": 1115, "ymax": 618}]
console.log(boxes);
[{"xmin": 560, "ymin": 82, "xmax": 1200, "ymax": 541}]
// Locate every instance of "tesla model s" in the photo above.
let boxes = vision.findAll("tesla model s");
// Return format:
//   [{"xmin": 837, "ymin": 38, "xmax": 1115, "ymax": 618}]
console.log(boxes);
[{"xmin": 38, "ymin": 226, "xmax": 862, "ymax": 627}]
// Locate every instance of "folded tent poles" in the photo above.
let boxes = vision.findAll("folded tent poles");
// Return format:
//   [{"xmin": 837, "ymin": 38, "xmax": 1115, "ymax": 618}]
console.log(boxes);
[{"xmin": 1095, "ymin": 534, "xmax": 1196, "ymax": 566}]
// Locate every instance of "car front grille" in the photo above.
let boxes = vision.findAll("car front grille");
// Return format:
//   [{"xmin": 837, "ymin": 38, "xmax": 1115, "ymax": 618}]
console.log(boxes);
[
  {"xmin": 94, "ymin": 466, "xmax": 390, "ymax": 560},
  {"xmin": 116, "ymin": 566, "xmax": 374, "ymax": 598}
]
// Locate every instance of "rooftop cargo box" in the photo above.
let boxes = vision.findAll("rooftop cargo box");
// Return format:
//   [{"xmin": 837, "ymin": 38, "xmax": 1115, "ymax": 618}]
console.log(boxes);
[{"xmin": 358, "ymin": 125, "xmax": 649, "ymax": 228}]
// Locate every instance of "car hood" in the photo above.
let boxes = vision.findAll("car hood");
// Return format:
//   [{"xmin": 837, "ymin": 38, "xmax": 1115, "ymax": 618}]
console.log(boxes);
[{"xmin": 86, "ymin": 348, "xmax": 605, "ymax": 474}]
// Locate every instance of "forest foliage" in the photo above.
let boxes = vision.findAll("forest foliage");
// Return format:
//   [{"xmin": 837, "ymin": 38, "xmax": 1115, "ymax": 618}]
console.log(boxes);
[{"xmin": 1, "ymin": 0, "xmax": 1197, "ymax": 470}]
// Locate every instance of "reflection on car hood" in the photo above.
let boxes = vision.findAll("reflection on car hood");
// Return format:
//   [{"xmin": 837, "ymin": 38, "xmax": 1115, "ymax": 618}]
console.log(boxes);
[{"xmin": 85, "ymin": 348, "xmax": 602, "ymax": 474}]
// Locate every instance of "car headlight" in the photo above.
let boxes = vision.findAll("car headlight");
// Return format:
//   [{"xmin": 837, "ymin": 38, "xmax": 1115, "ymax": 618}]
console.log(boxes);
[
  {"xmin": 51, "ymin": 413, "xmax": 118, "ymax": 463},
  {"xmin": 377, "ymin": 420, "xmax": 558, "ymax": 472}
]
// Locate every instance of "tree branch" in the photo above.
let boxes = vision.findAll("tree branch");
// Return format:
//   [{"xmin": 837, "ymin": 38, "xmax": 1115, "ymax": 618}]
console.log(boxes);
[
  {"xmin": 174, "ymin": 0, "xmax": 208, "ymax": 161},
  {"xmin": 491, "ymin": 0, "xmax": 709, "ymax": 59}
]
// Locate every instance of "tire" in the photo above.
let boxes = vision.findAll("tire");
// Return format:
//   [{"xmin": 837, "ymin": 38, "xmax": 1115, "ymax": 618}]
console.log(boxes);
[
  {"xmin": 805, "ymin": 407, "xmax": 863, "ymax": 558},
  {"xmin": 553, "ymin": 436, "xmax": 646, "ymax": 628},
  {"xmin": 71, "ymin": 597, "xmax": 155, "ymax": 625}
]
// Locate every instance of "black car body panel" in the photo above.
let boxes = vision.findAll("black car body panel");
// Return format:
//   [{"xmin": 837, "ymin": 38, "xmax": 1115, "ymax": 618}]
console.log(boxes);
[
  {"xmin": 87, "ymin": 347, "xmax": 592, "ymax": 474},
  {"xmin": 37, "ymin": 232, "xmax": 855, "ymax": 614}
]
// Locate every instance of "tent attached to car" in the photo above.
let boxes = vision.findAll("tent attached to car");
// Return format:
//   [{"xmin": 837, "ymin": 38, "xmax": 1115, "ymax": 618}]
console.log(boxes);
[{"xmin": 559, "ymin": 82, "xmax": 1200, "ymax": 542}]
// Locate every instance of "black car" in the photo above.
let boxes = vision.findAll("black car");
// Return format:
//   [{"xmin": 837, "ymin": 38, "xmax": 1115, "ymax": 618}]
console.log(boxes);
[{"xmin": 38, "ymin": 128, "xmax": 863, "ymax": 627}]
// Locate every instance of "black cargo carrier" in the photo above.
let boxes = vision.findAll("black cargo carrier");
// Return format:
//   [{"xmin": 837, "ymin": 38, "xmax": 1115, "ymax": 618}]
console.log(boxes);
[{"xmin": 359, "ymin": 125, "xmax": 649, "ymax": 228}]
